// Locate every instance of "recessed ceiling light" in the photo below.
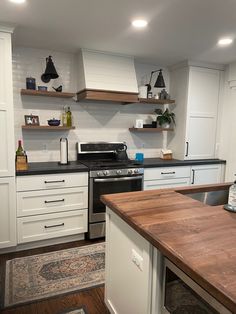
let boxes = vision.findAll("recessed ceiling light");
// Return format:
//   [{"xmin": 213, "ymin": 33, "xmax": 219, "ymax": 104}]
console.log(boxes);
[
  {"xmin": 9, "ymin": 0, "xmax": 26, "ymax": 3},
  {"xmin": 218, "ymin": 37, "xmax": 233, "ymax": 46},
  {"xmin": 132, "ymin": 20, "xmax": 148, "ymax": 28}
]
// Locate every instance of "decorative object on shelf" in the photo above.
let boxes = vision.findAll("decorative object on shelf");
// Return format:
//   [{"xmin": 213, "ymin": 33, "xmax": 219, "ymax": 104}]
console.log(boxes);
[
  {"xmin": 48, "ymin": 118, "xmax": 61, "ymax": 126},
  {"xmin": 41, "ymin": 55, "xmax": 59, "ymax": 83},
  {"xmin": 38, "ymin": 86, "xmax": 47, "ymax": 91},
  {"xmin": 26, "ymin": 77, "xmax": 36, "ymax": 90},
  {"xmin": 143, "ymin": 124, "xmax": 154, "ymax": 128},
  {"xmin": 155, "ymin": 109, "xmax": 175, "ymax": 128},
  {"xmin": 147, "ymin": 91, "xmax": 152, "ymax": 98},
  {"xmin": 66, "ymin": 106, "xmax": 72, "ymax": 127},
  {"xmin": 145, "ymin": 69, "xmax": 166, "ymax": 92},
  {"xmin": 62, "ymin": 105, "xmax": 68, "ymax": 126},
  {"xmin": 135, "ymin": 119, "xmax": 143, "ymax": 128},
  {"xmin": 159, "ymin": 89, "xmax": 170, "ymax": 100},
  {"xmin": 59, "ymin": 137, "xmax": 69, "ymax": 165},
  {"xmin": 53, "ymin": 85, "xmax": 63, "ymax": 92},
  {"xmin": 160, "ymin": 149, "xmax": 173, "ymax": 160},
  {"xmin": 24, "ymin": 114, "xmax": 40, "ymax": 126},
  {"xmin": 15, "ymin": 140, "xmax": 28, "ymax": 171},
  {"xmin": 138, "ymin": 85, "xmax": 148, "ymax": 98}
]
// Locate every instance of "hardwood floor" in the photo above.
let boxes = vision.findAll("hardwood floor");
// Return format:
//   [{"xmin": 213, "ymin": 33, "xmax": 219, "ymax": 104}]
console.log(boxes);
[{"xmin": 0, "ymin": 240, "xmax": 109, "ymax": 314}]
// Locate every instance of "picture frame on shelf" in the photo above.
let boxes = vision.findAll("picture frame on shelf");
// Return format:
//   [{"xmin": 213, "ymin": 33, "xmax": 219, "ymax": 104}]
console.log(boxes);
[{"xmin": 24, "ymin": 115, "xmax": 40, "ymax": 126}]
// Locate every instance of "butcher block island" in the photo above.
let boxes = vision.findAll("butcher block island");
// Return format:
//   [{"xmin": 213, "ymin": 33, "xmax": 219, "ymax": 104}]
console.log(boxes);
[{"xmin": 101, "ymin": 183, "xmax": 236, "ymax": 314}]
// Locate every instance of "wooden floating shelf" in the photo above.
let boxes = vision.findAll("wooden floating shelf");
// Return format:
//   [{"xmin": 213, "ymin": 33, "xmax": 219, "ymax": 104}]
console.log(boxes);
[
  {"xmin": 22, "ymin": 125, "xmax": 75, "ymax": 131},
  {"xmin": 77, "ymin": 89, "xmax": 139, "ymax": 104},
  {"xmin": 138, "ymin": 98, "xmax": 175, "ymax": 104},
  {"xmin": 21, "ymin": 89, "xmax": 75, "ymax": 98},
  {"xmin": 129, "ymin": 127, "xmax": 174, "ymax": 132}
]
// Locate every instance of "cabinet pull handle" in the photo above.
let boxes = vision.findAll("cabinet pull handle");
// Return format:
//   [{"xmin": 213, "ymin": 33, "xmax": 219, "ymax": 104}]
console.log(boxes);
[
  {"xmin": 161, "ymin": 171, "xmax": 176, "ymax": 175},
  {"xmin": 192, "ymin": 169, "xmax": 195, "ymax": 184},
  {"xmin": 185, "ymin": 142, "xmax": 189, "ymax": 157},
  {"xmin": 44, "ymin": 180, "xmax": 65, "ymax": 184},
  {"xmin": 44, "ymin": 199, "xmax": 65, "ymax": 204},
  {"xmin": 44, "ymin": 223, "xmax": 65, "ymax": 229}
]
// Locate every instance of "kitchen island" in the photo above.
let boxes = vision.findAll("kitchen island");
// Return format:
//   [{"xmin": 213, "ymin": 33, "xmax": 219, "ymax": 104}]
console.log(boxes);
[{"xmin": 101, "ymin": 183, "xmax": 236, "ymax": 314}]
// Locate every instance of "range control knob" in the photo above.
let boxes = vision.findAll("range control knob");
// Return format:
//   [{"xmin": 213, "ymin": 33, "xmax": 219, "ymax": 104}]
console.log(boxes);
[
  {"xmin": 128, "ymin": 169, "xmax": 133, "ymax": 175},
  {"xmin": 134, "ymin": 169, "xmax": 139, "ymax": 174},
  {"xmin": 97, "ymin": 172, "xmax": 101, "ymax": 176},
  {"xmin": 116, "ymin": 170, "xmax": 122, "ymax": 175},
  {"xmin": 103, "ymin": 170, "xmax": 109, "ymax": 176}
]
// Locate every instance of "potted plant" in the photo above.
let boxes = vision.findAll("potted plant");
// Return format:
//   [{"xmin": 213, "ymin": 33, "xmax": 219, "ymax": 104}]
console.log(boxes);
[{"xmin": 155, "ymin": 108, "xmax": 175, "ymax": 128}]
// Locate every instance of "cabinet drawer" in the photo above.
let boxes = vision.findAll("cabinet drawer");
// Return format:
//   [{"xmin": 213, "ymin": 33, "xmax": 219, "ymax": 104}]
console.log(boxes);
[
  {"xmin": 17, "ymin": 172, "xmax": 88, "ymax": 192},
  {"xmin": 17, "ymin": 187, "xmax": 88, "ymax": 217},
  {"xmin": 17, "ymin": 209, "xmax": 88, "ymax": 243},
  {"xmin": 144, "ymin": 166, "xmax": 190, "ymax": 181},
  {"xmin": 144, "ymin": 178, "xmax": 190, "ymax": 190}
]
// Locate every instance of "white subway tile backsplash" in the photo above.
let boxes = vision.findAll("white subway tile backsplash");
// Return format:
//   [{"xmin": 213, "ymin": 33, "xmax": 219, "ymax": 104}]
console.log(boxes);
[{"xmin": 13, "ymin": 47, "xmax": 168, "ymax": 162}]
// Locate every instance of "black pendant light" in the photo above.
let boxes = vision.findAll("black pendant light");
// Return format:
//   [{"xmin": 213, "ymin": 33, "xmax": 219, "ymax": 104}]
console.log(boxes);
[
  {"xmin": 41, "ymin": 56, "xmax": 59, "ymax": 83},
  {"xmin": 146, "ymin": 69, "xmax": 166, "ymax": 92}
]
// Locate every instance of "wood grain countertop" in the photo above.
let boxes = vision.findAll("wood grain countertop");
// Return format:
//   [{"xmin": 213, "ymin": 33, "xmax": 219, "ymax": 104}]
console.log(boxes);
[{"xmin": 101, "ymin": 183, "xmax": 236, "ymax": 313}]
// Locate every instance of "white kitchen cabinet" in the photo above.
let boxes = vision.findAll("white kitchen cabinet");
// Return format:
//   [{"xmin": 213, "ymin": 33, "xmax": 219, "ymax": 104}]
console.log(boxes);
[
  {"xmin": 0, "ymin": 28, "xmax": 15, "ymax": 177},
  {"xmin": 144, "ymin": 166, "xmax": 191, "ymax": 191},
  {"xmin": 169, "ymin": 64, "xmax": 223, "ymax": 160},
  {"xmin": 0, "ymin": 177, "xmax": 16, "ymax": 248},
  {"xmin": 105, "ymin": 208, "xmax": 152, "ymax": 314},
  {"xmin": 16, "ymin": 172, "xmax": 88, "ymax": 245},
  {"xmin": 190, "ymin": 164, "xmax": 224, "ymax": 185}
]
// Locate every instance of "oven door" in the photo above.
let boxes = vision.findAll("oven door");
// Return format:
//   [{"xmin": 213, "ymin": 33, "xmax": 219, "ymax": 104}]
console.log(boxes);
[
  {"xmin": 162, "ymin": 258, "xmax": 231, "ymax": 314},
  {"xmin": 89, "ymin": 175, "xmax": 143, "ymax": 223}
]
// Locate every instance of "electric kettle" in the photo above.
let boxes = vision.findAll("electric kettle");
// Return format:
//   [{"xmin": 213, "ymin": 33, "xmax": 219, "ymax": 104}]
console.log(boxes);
[{"xmin": 116, "ymin": 144, "xmax": 128, "ymax": 161}]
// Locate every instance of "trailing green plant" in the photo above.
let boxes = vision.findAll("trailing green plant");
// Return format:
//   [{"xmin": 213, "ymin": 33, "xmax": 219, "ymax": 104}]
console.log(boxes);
[{"xmin": 155, "ymin": 108, "xmax": 175, "ymax": 126}]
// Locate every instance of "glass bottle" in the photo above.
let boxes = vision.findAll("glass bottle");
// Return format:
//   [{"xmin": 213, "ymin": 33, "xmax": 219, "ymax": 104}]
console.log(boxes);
[
  {"xmin": 66, "ymin": 106, "xmax": 72, "ymax": 127},
  {"xmin": 62, "ymin": 106, "xmax": 67, "ymax": 126},
  {"xmin": 16, "ymin": 140, "xmax": 24, "ymax": 156},
  {"xmin": 228, "ymin": 181, "xmax": 236, "ymax": 208}
]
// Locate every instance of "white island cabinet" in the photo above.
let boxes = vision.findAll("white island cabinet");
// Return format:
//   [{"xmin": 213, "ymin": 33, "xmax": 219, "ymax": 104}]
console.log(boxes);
[
  {"xmin": 0, "ymin": 26, "xmax": 16, "ymax": 249},
  {"xmin": 105, "ymin": 208, "xmax": 156, "ymax": 314}
]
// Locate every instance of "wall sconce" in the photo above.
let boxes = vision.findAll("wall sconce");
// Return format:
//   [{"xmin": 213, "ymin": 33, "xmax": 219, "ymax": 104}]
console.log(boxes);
[
  {"xmin": 145, "ymin": 69, "xmax": 166, "ymax": 92},
  {"xmin": 41, "ymin": 56, "xmax": 59, "ymax": 83}
]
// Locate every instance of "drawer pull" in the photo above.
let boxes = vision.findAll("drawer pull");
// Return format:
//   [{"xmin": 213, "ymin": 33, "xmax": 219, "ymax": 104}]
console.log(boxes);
[
  {"xmin": 161, "ymin": 171, "xmax": 176, "ymax": 175},
  {"xmin": 44, "ymin": 180, "xmax": 65, "ymax": 184},
  {"xmin": 44, "ymin": 223, "xmax": 65, "ymax": 229},
  {"xmin": 44, "ymin": 199, "xmax": 65, "ymax": 204}
]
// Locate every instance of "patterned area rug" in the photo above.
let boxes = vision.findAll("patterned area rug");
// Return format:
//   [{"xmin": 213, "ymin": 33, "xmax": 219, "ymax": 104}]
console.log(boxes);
[{"xmin": 5, "ymin": 243, "xmax": 105, "ymax": 307}]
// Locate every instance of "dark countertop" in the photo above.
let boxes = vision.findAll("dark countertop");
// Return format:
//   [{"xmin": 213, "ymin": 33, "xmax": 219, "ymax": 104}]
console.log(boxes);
[
  {"xmin": 16, "ymin": 158, "xmax": 226, "ymax": 176},
  {"xmin": 16, "ymin": 161, "xmax": 89, "ymax": 176},
  {"xmin": 101, "ymin": 183, "xmax": 236, "ymax": 313},
  {"xmin": 142, "ymin": 158, "xmax": 226, "ymax": 168}
]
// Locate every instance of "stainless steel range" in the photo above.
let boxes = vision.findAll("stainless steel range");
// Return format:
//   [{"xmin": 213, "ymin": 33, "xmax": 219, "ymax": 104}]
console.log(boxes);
[{"xmin": 77, "ymin": 142, "xmax": 144, "ymax": 239}]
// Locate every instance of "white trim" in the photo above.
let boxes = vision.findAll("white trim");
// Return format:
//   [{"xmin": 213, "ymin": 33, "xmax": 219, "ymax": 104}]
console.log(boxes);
[
  {"xmin": 169, "ymin": 60, "xmax": 225, "ymax": 72},
  {"xmin": 0, "ymin": 24, "xmax": 15, "ymax": 33}
]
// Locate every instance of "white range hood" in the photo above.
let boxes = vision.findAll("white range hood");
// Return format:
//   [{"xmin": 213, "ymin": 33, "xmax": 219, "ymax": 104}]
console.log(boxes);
[{"xmin": 77, "ymin": 49, "xmax": 139, "ymax": 95}]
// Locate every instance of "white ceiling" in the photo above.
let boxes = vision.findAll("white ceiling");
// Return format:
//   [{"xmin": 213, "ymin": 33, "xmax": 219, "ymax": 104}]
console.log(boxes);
[{"xmin": 1, "ymin": 0, "xmax": 236, "ymax": 66}]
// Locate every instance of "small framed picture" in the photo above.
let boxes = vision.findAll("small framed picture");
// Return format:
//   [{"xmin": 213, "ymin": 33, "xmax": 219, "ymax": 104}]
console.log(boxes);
[{"xmin": 24, "ymin": 115, "xmax": 40, "ymax": 126}]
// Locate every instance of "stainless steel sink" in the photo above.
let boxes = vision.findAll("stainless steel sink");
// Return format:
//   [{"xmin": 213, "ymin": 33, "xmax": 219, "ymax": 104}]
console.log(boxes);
[{"xmin": 182, "ymin": 189, "xmax": 229, "ymax": 206}]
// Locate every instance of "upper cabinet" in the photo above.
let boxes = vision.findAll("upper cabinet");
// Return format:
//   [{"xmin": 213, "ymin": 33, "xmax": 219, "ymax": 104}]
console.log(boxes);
[
  {"xmin": 0, "ymin": 28, "xmax": 15, "ymax": 177},
  {"xmin": 168, "ymin": 63, "xmax": 223, "ymax": 160}
]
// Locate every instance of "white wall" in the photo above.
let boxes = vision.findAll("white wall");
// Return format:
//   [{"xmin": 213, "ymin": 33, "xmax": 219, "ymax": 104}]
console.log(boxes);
[{"xmin": 13, "ymin": 47, "xmax": 170, "ymax": 162}]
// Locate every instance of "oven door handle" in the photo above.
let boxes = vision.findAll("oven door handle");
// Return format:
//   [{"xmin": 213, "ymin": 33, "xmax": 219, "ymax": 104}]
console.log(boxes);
[{"xmin": 94, "ymin": 176, "xmax": 143, "ymax": 183}]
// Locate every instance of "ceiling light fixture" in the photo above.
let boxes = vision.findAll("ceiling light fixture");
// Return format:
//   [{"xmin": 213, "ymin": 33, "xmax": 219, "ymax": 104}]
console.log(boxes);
[
  {"xmin": 132, "ymin": 19, "xmax": 148, "ymax": 28},
  {"xmin": 9, "ymin": 0, "xmax": 26, "ymax": 3},
  {"xmin": 218, "ymin": 37, "xmax": 233, "ymax": 46}
]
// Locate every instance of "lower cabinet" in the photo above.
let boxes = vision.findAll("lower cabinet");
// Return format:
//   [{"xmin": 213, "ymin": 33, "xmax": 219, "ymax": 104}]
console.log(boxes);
[
  {"xmin": 144, "ymin": 166, "xmax": 191, "ymax": 191},
  {"xmin": 17, "ymin": 209, "xmax": 87, "ymax": 243},
  {"xmin": 0, "ymin": 177, "xmax": 16, "ymax": 248},
  {"xmin": 144, "ymin": 164, "xmax": 225, "ymax": 190},
  {"xmin": 190, "ymin": 164, "xmax": 224, "ymax": 185},
  {"xmin": 105, "ymin": 208, "xmax": 153, "ymax": 314},
  {"xmin": 16, "ymin": 172, "xmax": 88, "ymax": 245}
]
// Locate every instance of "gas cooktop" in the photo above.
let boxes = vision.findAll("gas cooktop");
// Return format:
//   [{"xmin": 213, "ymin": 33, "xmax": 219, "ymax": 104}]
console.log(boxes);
[{"xmin": 78, "ymin": 159, "xmax": 142, "ymax": 170}]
